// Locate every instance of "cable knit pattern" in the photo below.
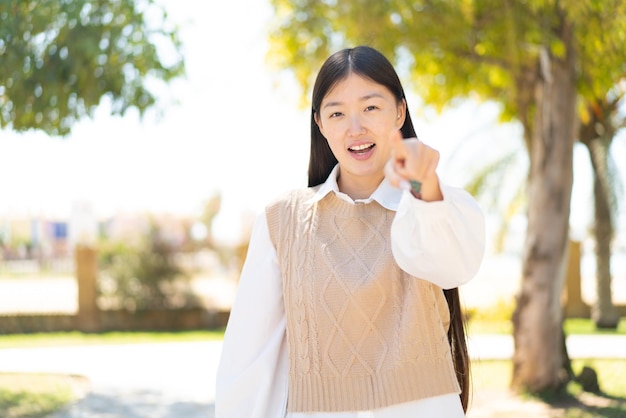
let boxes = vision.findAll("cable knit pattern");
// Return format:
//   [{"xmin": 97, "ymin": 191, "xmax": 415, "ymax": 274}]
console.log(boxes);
[{"xmin": 266, "ymin": 189, "xmax": 460, "ymax": 413}]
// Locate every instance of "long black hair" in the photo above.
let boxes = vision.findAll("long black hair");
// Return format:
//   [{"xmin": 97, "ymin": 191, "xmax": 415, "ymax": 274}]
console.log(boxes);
[{"xmin": 308, "ymin": 45, "xmax": 471, "ymax": 412}]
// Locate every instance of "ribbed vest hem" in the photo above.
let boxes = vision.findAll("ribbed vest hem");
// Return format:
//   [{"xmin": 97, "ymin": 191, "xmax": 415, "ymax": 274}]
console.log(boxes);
[{"xmin": 287, "ymin": 360, "xmax": 460, "ymax": 413}]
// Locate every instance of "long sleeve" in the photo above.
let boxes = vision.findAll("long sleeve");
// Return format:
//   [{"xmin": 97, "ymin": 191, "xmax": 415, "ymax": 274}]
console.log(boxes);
[
  {"xmin": 390, "ymin": 184, "xmax": 486, "ymax": 289},
  {"xmin": 215, "ymin": 213, "xmax": 289, "ymax": 418}
]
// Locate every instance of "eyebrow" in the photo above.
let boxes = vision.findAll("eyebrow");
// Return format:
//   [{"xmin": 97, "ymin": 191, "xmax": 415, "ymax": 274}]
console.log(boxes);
[{"xmin": 322, "ymin": 92, "xmax": 385, "ymax": 109}]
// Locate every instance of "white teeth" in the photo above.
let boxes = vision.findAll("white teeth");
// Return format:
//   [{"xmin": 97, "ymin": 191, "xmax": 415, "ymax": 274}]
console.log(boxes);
[{"xmin": 349, "ymin": 143, "xmax": 373, "ymax": 151}]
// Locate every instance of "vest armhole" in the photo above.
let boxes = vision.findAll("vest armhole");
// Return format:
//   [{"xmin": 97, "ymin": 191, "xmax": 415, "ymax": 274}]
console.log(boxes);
[
  {"xmin": 265, "ymin": 202, "xmax": 281, "ymax": 250},
  {"xmin": 265, "ymin": 188, "xmax": 310, "ymax": 252}
]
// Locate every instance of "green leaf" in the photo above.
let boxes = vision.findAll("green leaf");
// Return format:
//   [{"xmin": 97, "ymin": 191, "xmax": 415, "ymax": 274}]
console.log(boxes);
[{"xmin": 0, "ymin": 0, "xmax": 185, "ymax": 136}]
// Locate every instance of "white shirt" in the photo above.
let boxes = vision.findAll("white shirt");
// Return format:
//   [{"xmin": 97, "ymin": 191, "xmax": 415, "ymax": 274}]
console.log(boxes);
[{"xmin": 216, "ymin": 167, "xmax": 486, "ymax": 418}]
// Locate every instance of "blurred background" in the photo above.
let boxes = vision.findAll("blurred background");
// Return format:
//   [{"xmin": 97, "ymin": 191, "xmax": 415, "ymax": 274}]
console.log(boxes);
[
  {"xmin": 1, "ymin": 0, "xmax": 624, "ymax": 315},
  {"xmin": 1, "ymin": 0, "xmax": 625, "ymax": 416},
  {"xmin": 0, "ymin": 0, "xmax": 311, "ymax": 319}
]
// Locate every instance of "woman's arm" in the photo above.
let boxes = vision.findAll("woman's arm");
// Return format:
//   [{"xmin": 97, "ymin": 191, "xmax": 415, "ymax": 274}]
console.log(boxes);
[
  {"xmin": 215, "ymin": 213, "xmax": 289, "ymax": 418},
  {"xmin": 390, "ymin": 184, "xmax": 486, "ymax": 289}
]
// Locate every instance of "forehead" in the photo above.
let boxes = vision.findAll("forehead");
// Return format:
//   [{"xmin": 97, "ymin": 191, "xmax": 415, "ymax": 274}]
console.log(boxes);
[{"xmin": 322, "ymin": 73, "xmax": 394, "ymax": 104}]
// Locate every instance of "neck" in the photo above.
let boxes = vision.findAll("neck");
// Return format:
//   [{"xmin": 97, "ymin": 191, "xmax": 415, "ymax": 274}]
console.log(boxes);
[{"xmin": 337, "ymin": 171, "xmax": 383, "ymax": 200}]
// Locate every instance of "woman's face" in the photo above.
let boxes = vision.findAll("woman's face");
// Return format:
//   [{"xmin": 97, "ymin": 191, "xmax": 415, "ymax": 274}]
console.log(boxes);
[{"xmin": 315, "ymin": 73, "xmax": 406, "ymax": 193}]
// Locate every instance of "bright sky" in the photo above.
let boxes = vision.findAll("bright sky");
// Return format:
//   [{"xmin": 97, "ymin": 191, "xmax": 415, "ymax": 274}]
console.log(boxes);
[
  {"xmin": 0, "ymin": 0, "xmax": 311, "ymax": 243},
  {"xmin": 1, "ymin": 0, "xmax": 624, "ymax": 245}
]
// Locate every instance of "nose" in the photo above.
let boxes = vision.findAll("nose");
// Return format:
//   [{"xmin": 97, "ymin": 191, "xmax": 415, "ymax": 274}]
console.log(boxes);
[{"xmin": 347, "ymin": 114, "xmax": 366, "ymax": 137}]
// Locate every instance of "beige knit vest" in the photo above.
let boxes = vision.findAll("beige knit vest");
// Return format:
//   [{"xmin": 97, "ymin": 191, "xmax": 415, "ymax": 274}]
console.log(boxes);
[{"xmin": 265, "ymin": 189, "xmax": 460, "ymax": 413}]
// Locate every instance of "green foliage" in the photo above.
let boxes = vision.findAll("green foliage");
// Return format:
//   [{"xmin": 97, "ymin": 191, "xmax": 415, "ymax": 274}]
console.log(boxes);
[
  {"xmin": 0, "ymin": 0, "xmax": 184, "ymax": 136},
  {"xmin": 0, "ymin": 390, "xmax": 72, "ymax": 418},
  {"xmin": 472, "ymin": 359, "xmax": 626, "ymax": 415},
  {"xmin": 565, "ymin": 318, "xmax": 626, "ymax": 335},
  {"xmin": 267, "ymin": 0, "xmax": 626, "ymax": 134},
  {"xmin": 268, "ymin": 0, "xmax": 533, "ymax": 116},
  {"xmin": 570, "ymin": 1, "xmax": 626, "ymax": 101},
  {"xmin": 469, "ymin": 297, "xmax": 517, "ymax": 321},
  {"xmin": 467, "ymin": 317, "xmax": 626, "ymax": 336},
  {"xmin": 0, "ymin": 373, "xmax": 77, "ymax": 418},
  {"xmin": 0, "ymin": 330, "xmax": 225, "ymax": 349},
  {"xmin": 98, "ymin": 221, "xmax": 200, "ymax": 311},
  {"xmin": 531, "ymin": 360, "xmax": 626, "ymax": 417},
  {"xmin": 467, "ymin": 318, "xmax": 513, "ymax": 335},
  {"xmin": 463, "ymin": 147, "xmax": 528, "ymax": 252}
]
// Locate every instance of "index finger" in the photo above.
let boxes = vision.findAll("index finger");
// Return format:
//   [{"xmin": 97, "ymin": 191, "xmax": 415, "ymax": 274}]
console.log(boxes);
[{"xmin": 390, "ymin": 130, "xmax": 406, "ymax": 160}]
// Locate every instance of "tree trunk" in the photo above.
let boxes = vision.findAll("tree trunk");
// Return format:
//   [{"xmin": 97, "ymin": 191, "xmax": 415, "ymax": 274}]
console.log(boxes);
[
  {"xmin": 564, "ymin": 239, "xmax": 590, "ymax": 318},
  {"xmin": 511, "ymin": 26, "xmax": 577, "ymax": 392},
  {"xmin": 579, "ymin": 97, "xmax": 620, "ymax": 329},
  {"xmin": 587, "ymin": 138, "xmax": 619, "ymax": 328}
]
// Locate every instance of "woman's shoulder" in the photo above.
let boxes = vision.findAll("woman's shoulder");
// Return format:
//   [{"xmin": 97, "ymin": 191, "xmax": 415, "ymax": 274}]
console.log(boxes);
[
  {"xmin": 266, "ymin": 187, "xmax": 318, "ymax": 209},
  {"xmin": 264, "ymin": 187, "xmax": 317, "ymax": 236}
]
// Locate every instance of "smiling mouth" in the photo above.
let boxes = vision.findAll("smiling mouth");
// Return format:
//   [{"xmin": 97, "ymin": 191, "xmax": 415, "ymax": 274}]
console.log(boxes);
[{"xmin": 348, "ymin": 143, "xmax": 375, "ymax": 153}]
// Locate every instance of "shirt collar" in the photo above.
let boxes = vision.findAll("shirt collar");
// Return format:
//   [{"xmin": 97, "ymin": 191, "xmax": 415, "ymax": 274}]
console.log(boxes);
[{"xmin": 307, "ymin": 164, "xmax": 402, "ymax": 211}]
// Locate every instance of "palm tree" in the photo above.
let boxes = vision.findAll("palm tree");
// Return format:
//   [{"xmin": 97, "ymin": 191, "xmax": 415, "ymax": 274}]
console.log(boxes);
[{"xmin": 578, "ymin": 87, "xmax": 625, "ymax": 329}]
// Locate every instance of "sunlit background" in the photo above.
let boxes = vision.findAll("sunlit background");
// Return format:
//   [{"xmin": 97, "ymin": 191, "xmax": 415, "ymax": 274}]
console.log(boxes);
[
  {"xmin": 1, "ymin": 0, "xmax": 625, "ymax": 248},
  {"xmin": 1, "ymin": 1, "xmax": 626, "ymax": 416}
]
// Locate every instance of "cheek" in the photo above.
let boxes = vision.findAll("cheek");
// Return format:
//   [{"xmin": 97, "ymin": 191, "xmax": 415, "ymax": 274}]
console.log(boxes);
[
  {"xmin": 323, "ymin": 131, "xmax": 346, "ymax": 157},
  {"xmin": 325, "ymin": 136, "xmax": 343, "ymax": 154},
  {"xmin": 367, "ymin": 113, "xmax": 396, "ymax": 130},
  {"xmin": 320, "ymin": 123, "xmax": 342, "ymax": 142}
]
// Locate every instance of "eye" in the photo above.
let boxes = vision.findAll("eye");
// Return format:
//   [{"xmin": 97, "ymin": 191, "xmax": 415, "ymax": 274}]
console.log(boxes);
[
  {"xmin": 329, "ymin": 111, "xmax": 343, "ymax": 118},
  {"xmin": 364, "ymin": 105, "xmax": 378, "ymax": 112}
]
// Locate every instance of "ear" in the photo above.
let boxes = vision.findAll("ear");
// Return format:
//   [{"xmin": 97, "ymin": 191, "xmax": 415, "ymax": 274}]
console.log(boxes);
[
  {"xmin": 395, "ymin": 99, "xmax": 407, "ymax": 129},
  {"xmin": 314, "ymin": 111, "xmax": 326, "ymax": 137}
]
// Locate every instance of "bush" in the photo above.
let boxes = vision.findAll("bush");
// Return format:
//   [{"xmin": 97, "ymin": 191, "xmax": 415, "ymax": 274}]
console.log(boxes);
[{"xmin": 98, "ymin": 222, "xmax": 201, "ymax": 311}]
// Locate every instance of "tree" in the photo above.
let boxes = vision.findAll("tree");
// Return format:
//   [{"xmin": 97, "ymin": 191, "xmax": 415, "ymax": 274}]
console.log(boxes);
[
  {"xmin": 573, "ymin": 2, "xmax": 626, "ymax": 328},
  {"xmin": 465, "ymin": 89, "xmax": 626, "ymax": 330},
  {"xmin": 0, "ymin": 0, "xmax": 184, "ymax": 136},
  {"xmin": 579, "ymin": 88, "xmax": 625, "ymax": 328},
  {"xmin": 266, "ymin": 0, "xmax": 626, "ymax": 393}
]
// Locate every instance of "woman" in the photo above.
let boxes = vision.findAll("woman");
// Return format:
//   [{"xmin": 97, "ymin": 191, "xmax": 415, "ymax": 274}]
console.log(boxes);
[{"xmin": 216, "ymin": 45, "xmax": 485, "ymax": 417}]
